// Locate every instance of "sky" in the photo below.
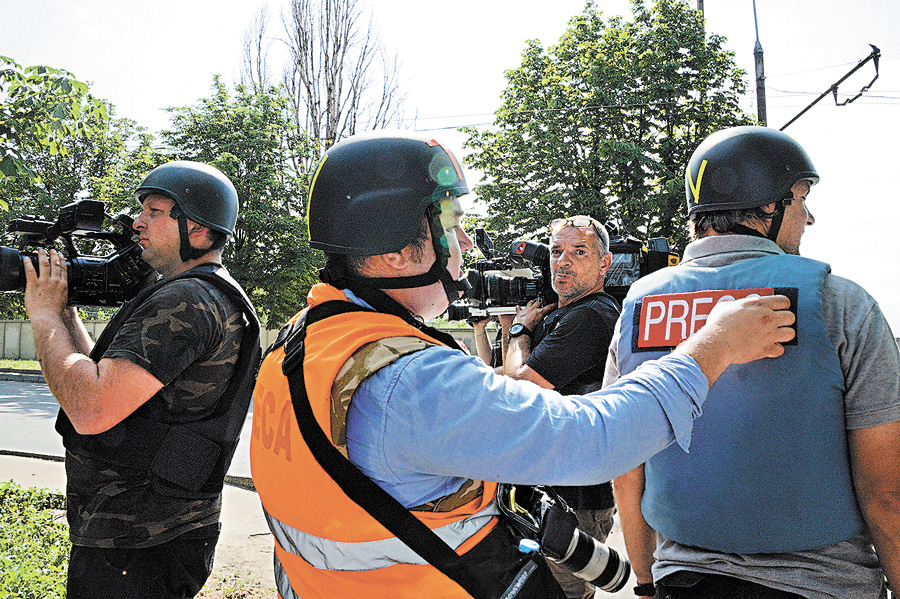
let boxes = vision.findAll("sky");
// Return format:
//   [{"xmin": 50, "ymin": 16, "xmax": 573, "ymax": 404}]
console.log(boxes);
[{"xmin": 5, "ymin": 0, "xmax": 900, "ymax": 331}]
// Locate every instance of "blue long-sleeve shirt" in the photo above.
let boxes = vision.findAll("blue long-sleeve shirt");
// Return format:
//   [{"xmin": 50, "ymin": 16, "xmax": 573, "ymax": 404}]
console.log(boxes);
[{"xmin": 344, "ymin": 310, "xmax": 708, "ymax": 509}]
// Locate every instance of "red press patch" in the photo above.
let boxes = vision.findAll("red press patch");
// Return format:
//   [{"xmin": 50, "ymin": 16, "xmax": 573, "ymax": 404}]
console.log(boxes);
[{"xmin": 636, "ymin": 288, "xmax": 777, "ymax": 349}]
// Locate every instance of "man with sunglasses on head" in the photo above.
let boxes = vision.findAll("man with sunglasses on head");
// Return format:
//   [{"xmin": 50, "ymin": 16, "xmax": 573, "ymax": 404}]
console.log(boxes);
[{"xmin": 503, "ymin": 215, "xmax": 621, "ymax": 599}]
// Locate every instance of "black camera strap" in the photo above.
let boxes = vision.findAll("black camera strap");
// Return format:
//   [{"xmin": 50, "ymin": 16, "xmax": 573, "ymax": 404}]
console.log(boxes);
[{"xmin": 281, "ymin": 300, "xmax": 488, "ymax": 599}]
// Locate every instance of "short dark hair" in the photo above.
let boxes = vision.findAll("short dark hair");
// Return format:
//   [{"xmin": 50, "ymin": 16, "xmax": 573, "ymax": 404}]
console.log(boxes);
[
  {"xmin": 689, "ymin": 206, "xmax": 773, "ymax": 240},
  {"xmin": 207, "ymin": 229, "xmax": 229, "ymax": 250},
  {"xmin": 324, "ymin": 216, "xmax": 432, "ymax": 277}
]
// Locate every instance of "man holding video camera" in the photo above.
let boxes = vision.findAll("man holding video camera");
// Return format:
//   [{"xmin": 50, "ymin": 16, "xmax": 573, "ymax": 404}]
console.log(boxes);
[
  {"xmin": 23, "ymin": 161, "xmax": 260, "ymax": 599},
  {"xmin": 610, "ymin": 126, "xmax": 900, "ymax": 598},
  {"xmin": 248, "ymin": 132, "xmax": 800, "ymax": 599},
  {"xmin": 503, "ymin": 214, "xmax": 620, "ymax": 599}
]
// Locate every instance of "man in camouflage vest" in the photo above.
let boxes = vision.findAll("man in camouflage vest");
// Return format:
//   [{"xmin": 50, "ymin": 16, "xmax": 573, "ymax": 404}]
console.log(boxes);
[{"xmin": 24, "ymin": 162, "xmax": 260, "ymax": 599}]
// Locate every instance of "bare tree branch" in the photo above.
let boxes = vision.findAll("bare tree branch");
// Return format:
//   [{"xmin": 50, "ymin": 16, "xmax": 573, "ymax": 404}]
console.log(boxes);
[
  {"xmin": 281, "ymin": 0, "xmax": 404, "ymax": 152},
  {"xmin": 240, "ymin": 5, "xmax": 273, "ymax": 91}
]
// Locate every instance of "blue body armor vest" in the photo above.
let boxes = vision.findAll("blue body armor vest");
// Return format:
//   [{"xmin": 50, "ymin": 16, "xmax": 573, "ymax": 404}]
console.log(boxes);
[{"xmin": 617, "ymin": 253, "xmax": 865, "ymax": 553}]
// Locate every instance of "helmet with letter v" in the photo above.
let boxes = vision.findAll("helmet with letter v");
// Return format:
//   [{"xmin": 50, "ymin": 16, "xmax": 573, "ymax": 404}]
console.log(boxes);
[{"xmin": 685, "ymin": 126, "xmax": 819, "ymax": 215}]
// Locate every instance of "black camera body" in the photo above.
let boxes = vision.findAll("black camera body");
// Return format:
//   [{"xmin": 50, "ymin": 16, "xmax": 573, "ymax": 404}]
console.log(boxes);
[
  {"xmin": 446, "ymin": 229, "xmax": 558, "ymax": 321},
  {"xmin": 604, "ymin": 234, "xmax": 680, "ymax": 305},
  {"xmin": 498, "ymin": 483, "xmax": 632, "ymax": 593},
  {"xmin": 0, "ymin": 199, "xmax": 158, "ymax": 307}
]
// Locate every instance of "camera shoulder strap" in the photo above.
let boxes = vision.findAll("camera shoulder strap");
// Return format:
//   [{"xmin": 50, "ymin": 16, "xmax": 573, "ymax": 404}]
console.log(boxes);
[{"xmin": 281, "ymin": 299, "xmax": 487, "ymax": 599}]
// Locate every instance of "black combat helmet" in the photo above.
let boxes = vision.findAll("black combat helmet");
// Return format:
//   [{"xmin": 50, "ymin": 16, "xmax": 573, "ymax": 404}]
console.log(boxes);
[
  {"xmin": 686, "ymin": 126, "xmax": 819, "ymax": 215},
  {"xmin": 135, "ymin": 161, "xmax": 238, "ymax": 236},
  {"xmin": 307, "ymin": 133, "xmax": 468, "ymax": 256},
  {"xmin": 307, "ymin": 132, "xmax": 470, "ymax": 301},
  {"xmin": 135, "ymin": 161, "xmax": 238, "ymax": 261}
]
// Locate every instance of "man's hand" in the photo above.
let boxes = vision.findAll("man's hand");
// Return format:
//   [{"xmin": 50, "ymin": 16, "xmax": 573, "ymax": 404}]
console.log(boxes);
[
  {"xmin": 676, "ymin": 294, "xmax": 796, "ymax": 385},
  {"xmin": 513, "ymin": 299, "xmax": 557, "ymax": 330},
  {"xmin": 23, "ymin": 249, "xmax": 69, "ymax": 321}
]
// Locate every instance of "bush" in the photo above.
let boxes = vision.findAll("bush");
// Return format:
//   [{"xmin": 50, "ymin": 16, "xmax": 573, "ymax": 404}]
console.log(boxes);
[{"xmin": 0, "ymin": 481, "xmax": 69, "ymax": 598}]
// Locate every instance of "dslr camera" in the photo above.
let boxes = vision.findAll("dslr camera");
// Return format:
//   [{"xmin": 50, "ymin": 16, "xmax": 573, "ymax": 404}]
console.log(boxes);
[
  {"xmin": 498, "ymin": 483, "xmax": 631, "ymax": 593},
  {"xmin": 0, "ymin": 199, "xmax": 158, "ymax": 306},
  {"xmin": 446, "ymin": 229, "xmax": 558, "ymax": 321}
]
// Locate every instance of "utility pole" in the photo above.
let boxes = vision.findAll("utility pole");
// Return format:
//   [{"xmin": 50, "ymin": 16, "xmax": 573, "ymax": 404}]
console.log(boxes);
[{"xmin": 753, "ymin": 0, "xmax": 768, "ymax": 125}]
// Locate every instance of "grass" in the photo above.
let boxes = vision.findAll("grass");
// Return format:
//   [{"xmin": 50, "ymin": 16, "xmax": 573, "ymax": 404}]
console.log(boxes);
[
  {"xmin": 0, "ymin": 481, "xmax": 69, "ymax": 598},
  {"xmin": 0, "ymin": 481, "xmax": 270, "ymax": 599},
  {"xmin": 0, "ymin": 359, "xmax": 40, "ymax": 371}
]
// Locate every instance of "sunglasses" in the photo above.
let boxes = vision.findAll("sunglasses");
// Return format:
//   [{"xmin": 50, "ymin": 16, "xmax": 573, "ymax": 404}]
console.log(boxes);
[{"xmin": 549, "ymin": 217, "xmax": 603, "ymax": 239}]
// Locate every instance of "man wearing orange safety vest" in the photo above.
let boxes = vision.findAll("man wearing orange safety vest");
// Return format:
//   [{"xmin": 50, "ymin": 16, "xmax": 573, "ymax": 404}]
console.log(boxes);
[{"xmin": 249, "ymin": 132, "xmax": 797, "ymax": 599}]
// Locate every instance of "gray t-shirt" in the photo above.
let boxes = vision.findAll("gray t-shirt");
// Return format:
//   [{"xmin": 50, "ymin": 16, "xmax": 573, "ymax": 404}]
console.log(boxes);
[{"xmin": 604, "ymin": 235, "xmax": 900, "ymax": 599}]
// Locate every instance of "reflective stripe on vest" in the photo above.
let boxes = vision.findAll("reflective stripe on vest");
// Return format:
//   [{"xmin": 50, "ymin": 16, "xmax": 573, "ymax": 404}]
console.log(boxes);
[
  {"xmin": 273, "ymin": 559, "xmax": 297, "ymax": 599},
  {"xmin": 265, "ymin": 500, "xmax": 501, "ymax": 571}
]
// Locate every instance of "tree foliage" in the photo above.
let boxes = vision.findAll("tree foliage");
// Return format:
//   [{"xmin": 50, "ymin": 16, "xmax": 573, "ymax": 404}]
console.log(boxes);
[
  {"xmin": 0, "ymin": 56, "xmax": 108, "ymax": 206},
  {"xmin": 463, "ymin": 0, "xmax": 752, "ymax": 252},
  {"xmin": 0, "ymin": 97, "xmax": 162, "ymax": 319},
  {"xmin": 164, "ymin": 77, "xmax": 322, "ymax": 326}
]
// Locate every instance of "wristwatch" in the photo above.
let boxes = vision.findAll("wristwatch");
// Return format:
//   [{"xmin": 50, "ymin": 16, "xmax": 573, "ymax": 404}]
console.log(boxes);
[
  {"xmin": 634, "ymin": 582, "xmax": 656, "ymax": 597},
  {"xmin": 508, "ymin": 323, "xmax": 532, "ymax": 339}
]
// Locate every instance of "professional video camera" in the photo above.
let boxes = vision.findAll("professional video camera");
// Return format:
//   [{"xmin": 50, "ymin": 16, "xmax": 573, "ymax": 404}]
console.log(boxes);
[
  {"xmin": 604, "ymin": 233, "xmax": 680, "ymax": 305},
  {"xmin": 0, "ymin": 199, "xmax": 158, "ymax": 306},
  {"xmin": 498, "ymin": 483, "xmax": 631, "ymax": 593},
  {"xmin": 446, "ymin": 226, "xmax": 679, "ymax": 320},
  {"xmin": 446, "ymin": 229, "xmax": 557, "ymax": 321}
]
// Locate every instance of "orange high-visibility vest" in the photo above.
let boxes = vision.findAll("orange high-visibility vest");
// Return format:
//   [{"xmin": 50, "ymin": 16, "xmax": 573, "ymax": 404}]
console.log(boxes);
[{"xmin": 250, "ymin": 283, "xmax": 499, "ymax": 599}]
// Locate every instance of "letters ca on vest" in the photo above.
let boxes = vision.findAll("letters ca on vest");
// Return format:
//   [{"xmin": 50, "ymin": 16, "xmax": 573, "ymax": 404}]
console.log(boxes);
[
  {"xmin": 252, "ymin": 383, "xmax": 294, "ymax": 462},
  {"xmin": 633, "ymin": 287, "xmax": 798, "ymax": 351}
]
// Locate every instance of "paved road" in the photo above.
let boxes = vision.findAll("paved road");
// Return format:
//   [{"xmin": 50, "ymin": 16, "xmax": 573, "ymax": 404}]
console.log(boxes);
[{"xmin": 0, "ymin": 377, "xmax": 253, "ymax": 481}]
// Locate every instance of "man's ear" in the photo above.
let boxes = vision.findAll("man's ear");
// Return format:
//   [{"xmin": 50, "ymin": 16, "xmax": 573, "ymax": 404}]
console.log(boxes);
[
  {"xmin": 380, "ymin": 251, "xmax": 411, "ymax": 272},
  {"xmin": 600, "ymin": 251, "xmax": 613, "ymax": 274},
  {"xmin": 186, "ymin": 220, "xmax": 213, "ymax": 249},
  {"xmin": 760, "ymin": 202, "xmax": 777, "ymax": 216}
]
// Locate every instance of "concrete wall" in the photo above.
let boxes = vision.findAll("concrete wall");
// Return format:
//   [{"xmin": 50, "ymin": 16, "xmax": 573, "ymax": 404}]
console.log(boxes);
[{"xmin": 0, "ymin": 320, "xmax": 477, "ymax": 361}]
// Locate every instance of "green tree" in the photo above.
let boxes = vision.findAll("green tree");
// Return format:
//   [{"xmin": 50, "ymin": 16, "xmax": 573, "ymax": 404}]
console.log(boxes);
[
  {"xmin": 464, "ymin": 0, "xmax": 752, "ymax": 252},
  {"xmin": 0, "ymin": 99, "xmax": 162, "ymax": 319},
  {"xmin": 164, "ymin": 76, "xmax": 321, "ymax": 326},
  {"xmin": 0, "ymin": 56, "xmax": 108, "ymax": 205}
]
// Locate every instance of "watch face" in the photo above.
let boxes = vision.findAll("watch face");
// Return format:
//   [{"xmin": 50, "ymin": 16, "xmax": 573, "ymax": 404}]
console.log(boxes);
[{"xmin": 509, "ymin": 323, "xmax": 527, "ymax": 337}]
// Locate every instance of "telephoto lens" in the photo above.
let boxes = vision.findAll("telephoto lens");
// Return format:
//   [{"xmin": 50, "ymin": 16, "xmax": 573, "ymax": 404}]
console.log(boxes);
[
  {"xmin": 540, "ymin": 504, "xmax": 632, "ymax": 593},
  {"xmin": 555, "ymin": 528, "xmax": 631, "ymax": 592}
]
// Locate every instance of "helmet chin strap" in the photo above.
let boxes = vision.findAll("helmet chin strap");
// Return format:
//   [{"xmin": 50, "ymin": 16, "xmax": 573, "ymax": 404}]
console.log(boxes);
[
  {"xmin": 332, "ymin": 255, "xmax": 470, "ymax": 304},
  {"xmin": 319, "ymin": 206, "xmax": 471, "ymax": 307},
  {"xmin": 170, "ymin": 205, "xmax": 223, "ymax": 263},
  {"xmin": 765, "ymin": 199, "xmax": 790, "ymax": 243},
  {"xmin": 729, "ymin": 199, "xmax": 790, "ymax": 243}
]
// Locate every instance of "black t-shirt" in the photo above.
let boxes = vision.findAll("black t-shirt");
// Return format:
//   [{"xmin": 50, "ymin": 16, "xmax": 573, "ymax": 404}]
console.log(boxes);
[
  {"xmin": 526, "ymin": 291, "xmax": 621, "ymax": 509},
  {"xmin": 527, "ymin": 292, "xmax": 620, "ymax": 395}
]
